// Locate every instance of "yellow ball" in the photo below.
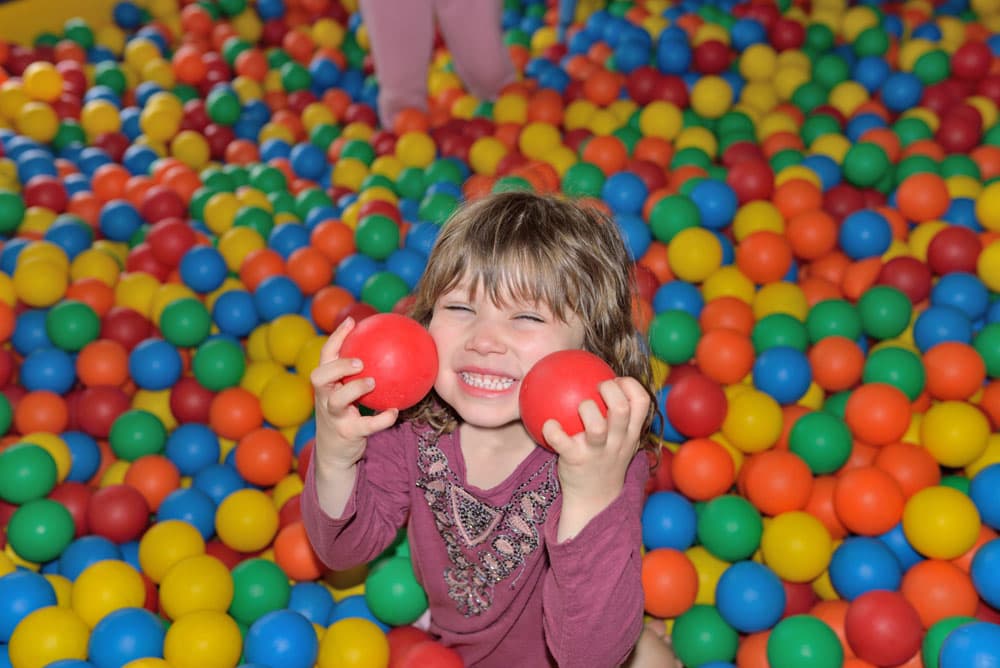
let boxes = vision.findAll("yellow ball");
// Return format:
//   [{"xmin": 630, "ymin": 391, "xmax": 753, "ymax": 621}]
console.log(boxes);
[
  {"xmin": 218, "ymin": 226, "xmax": 266, "ymax": 272},
  {"xmin": 979, "ymin": 240, "xmax": 1000, "ymax": 292},
  {"xmin": 139, "ymin": 107, "xmax": 181, "ymax": 144},
  {"xmin": 295, "ymin": 335, "xmax": 326, "ymax": 377},
  {"xmin": 701, "ymin": 266, "xmax": 755, "ymax": 304},
  {"xmin": 395, "ymin": 131, "xmax": 436, "ymax": 168},
  {"xmin": 123, "ymin": 659, "xmax": 172, "ymax": 668},
  {"xmin": 493, "ymin": 93, "xmax": 528, "ymax": 124},
  {"xmin": 260, "ymin": 372, "xmax": 314, "ymax": 428},
  {"xmin": 171, "ymin": 129, "xmax": 211, "ymax": 169},
  {"xmin": 124, "ymin": 38, "xmax": 161, "ymax": 70},
  {"xmin": 17, "ymin": 101, "xmax": 59, "ymax": 143},
  {"xmin": 920, "ymin": 400, "xmax": 990, "ymax": 467},
  {"xmin": 313, "ymin": 18, "xmax": 345, "ymax": 48},
  {"xmin": 21, "ymin": 432, "xmax": 71, "ymax": 483},
  {"xmin": 686, "ymin": 546, "xmax": 728, "ymax": 605},
  {"xmin": 132, "ymin": 389, "xmax": 178, "ymax": 433},
  {"xmin": 827, "ymin": 81, "xmax": 869, "ymax": 118},
  {"xmin": 14, "ymin": 258, "xmax": 67, "ymax": 307},
  {"xmin": 139, "ymin": 519, "xmax": 206, "ymax": 583},
  {"xmin": 70, "ymin": 248, "xmax": 121, "ymax": 286},
  {"xmin": 332, "ymin": 157, "xmax": 369, "ymax": 191},
  {"xmin": 115, "ymin": 271, "xmax": 160, "ymax": 317},
  {"xmin": 22, "ymin": 62, "xmax": 64, "ymax": 102},
  {"xmin": 71, "ymin": 560, "xmax": 146, "ymax": 628},
  {"xmin": 739, "ymin": 44, "xmax": 778, "ymax": 82},
  {"xmin": 753, "ymin": 281, "xmax": 808, "ymax": 321},
  {"xmin": 19, "ymin": 240, "xmax": 69, "ymax": 270},
  {"xmin": 469, "ymin": 136, "xmax": 508, "ymax": 176},
  {"xmin": 587, "ymin": 109, "xmax": 622, "ymax": 137},
  {"xmin": 667, "ymin": 227, "xmax": 722, "ymax": 283},
  {"xmin": 247, "ymin": 324, "xmax": 272, "ymax": 362},
  {"xmin": 267, "ymin": 314, "xmax": 316, "ymax": 366},
  {"xmin": 690, "ymin": 76, "xmax": 733, "ymax": 119},
  {"xmin": 164, "ymin": 610, "xmax": 243, "ymax": 668},
  {"xmin": 760, "ymin": 511, "xmax": 833, "ymax": 582},
  {"xmin": 318, "ymin": 618, "xmax": 389, "ymax": 668},
  {"xmin": 563, "ymin": 100, "xmax": 596, "ymax": 131},
  {"xmin": 975, "ymin": 181, "xmax": 1000, "ymax": 232},
  {"xmin": 0, "ymin": 80, "xmax": 29, "ymax": 121},
  {"xmin": 721, "ymin": 389, "xmax": 784, "ymax": 453},
  {"xmin": 518, "ymin": 122, "xmax": 561, "ymax": 160},
  {"xmin": 8, "ymin": 606, "xmax": 90, "ymax": 668},
  {"xmin": 638, "ymin": 101, "xmax": 682, "ymax": 140},
  {"xmin": 674, "ymin": 126, "xmax": 717, "ymax": 157},
  {"xmin": 241, "ymin": 360, "xmax": 285, "ymax": 397},
  {"xmin": 215, "ymin": 488, "xmax": 279, "ymax": 553},
  {"xmin": 159, "ymin": 554, "xmax": 235, "ymax": 620},
  {"xmin": 732, "ymin": 201, "xmax": 785, "ymax": 241},
  {"xmin": 902, "ymin": 486, "xmax": 981, "ymax": 560},
  {"xmin": 44, "ymin": 573, "xmax": 72, "ymax": 607}
]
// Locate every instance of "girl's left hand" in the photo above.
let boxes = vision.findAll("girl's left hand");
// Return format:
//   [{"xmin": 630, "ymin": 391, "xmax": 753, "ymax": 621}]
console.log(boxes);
[{"xmin": 542, "ymin": 376, "xmax": 650, "ymax": 509}]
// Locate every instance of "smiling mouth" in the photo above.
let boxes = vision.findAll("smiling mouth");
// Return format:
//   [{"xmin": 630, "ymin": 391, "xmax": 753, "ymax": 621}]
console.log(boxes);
[{"xmin": 459, "ymin": 372, "xmax": 516, "ymax": 391}]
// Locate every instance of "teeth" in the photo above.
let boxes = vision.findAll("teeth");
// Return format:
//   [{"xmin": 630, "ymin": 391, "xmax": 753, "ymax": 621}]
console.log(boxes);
[{"xmin": 460, "ymin": 372, "xmax": 515, "ymax": 391}]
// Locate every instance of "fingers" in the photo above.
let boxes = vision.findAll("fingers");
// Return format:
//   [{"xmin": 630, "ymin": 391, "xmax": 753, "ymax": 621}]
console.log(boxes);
[
  {"xmin": 323, "ymin": 377, "xmax": 377, "ymax": 414},
  {"xmin": 318, "ymin": 317, "xmax": 356, "ymax": 366},
  {"xmin": 311, "ymin": 357, "xmax": 363, "ymax": 390}
]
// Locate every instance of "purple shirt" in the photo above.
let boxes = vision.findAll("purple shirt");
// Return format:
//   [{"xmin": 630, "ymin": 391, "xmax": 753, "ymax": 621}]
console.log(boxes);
[{"xmin": 301, "ymin": 422, "xmax": 648, "ymax": 667}]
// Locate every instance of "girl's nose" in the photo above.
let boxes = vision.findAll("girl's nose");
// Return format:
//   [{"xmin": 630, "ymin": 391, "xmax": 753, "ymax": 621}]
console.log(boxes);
[{"xmin": 465, "ymin": 318, "xmax": 507, "ymax": 355}]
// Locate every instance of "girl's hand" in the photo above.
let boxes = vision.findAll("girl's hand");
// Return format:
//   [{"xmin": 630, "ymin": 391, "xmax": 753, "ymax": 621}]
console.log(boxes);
[
  {"xmin": 310, "ymin": 317, "xmax": 399, "ymax": 472},
  {"xmin": 542, "ymin": 377, "xmax": 649, "ymax": 539}
]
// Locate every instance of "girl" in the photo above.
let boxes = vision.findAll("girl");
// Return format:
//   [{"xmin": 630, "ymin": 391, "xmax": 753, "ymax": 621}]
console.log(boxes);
[
  {"xmin": 303, "ymin": 192, "xmax": 678, "ymax": 667},
  {"xmin": 359, "ymin": 0, "xmax": 517, "ymax": 129}
]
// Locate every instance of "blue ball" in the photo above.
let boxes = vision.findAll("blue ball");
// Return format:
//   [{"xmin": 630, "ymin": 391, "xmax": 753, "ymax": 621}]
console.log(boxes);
[
  {"xmin": 192, "ymin": 464, "xmax": 247, "ymax": 505},
  {"xmin": 403, "ymin": 222, "xmax": 439, "ymax": 256},
  {"xmin": 113, "ymin": 1, "xmax": 144, "ymax": 29},
  {"xmin": 99, "ymin": 200, "xmax": 144, "ymax": 242},
  {"xmin": 259, "ymin": 139, "xmax": 291, "ymax": 163},
  {"xmin": 715, "ymin": 561, "xmax": 785, "ymax": 633},
  {"xmin": 876, "ymin": 522, "xmax": 924, "ymax": 572},
  {"xmin": 971, "ymin": 464, "xmax": 1000, "ymax": 531},
  {"xmin": 157, "ymin": 487, "xmax": 217, "ymax": 540},
  {"xmin": 386, "ymin": 248, "xmax": 426, "ymax": 290},
  {"xmin": 939, "ymin": 622, "xmax": 1000, "ymax": 668},
  {"xmin": 913, "ymin": 305, "xmax": 973, "ymax": 351},
  {"xmin": 122, "ymin": 145, "xmax": 159, "ymax": 176},
  {"xmin": 46, "ymin": 662, "xmax": 93, "ymax": 668},
  {"xmin": 942, "ymin": 197, "xmax": 980, "ymax": 230},
  {"xmin": 45, "ymin": 217, "xmax": 94, "ymax": 260},
  {"xmin": 254, "ymin": 275, "xmax": 304, "ymax": 321},
  {"xmin": 328, "ymin": 595, "xmax": 389, "ymax": 632},
  {"xmin": 829, "ymin": 536, "xmax": 903, "ymax": 601},
  {"xmin": 970, "ymin": 538, "xmax": 1000, "ymax": 610},
  {"xmin": 288, "ymin": 582, "xmax": 336, "ymax": 626},
  {"xmin": 165, "ymin": 424, "xmax": 220, "ymax": 476},
  {"xmin": 641, "ymin": 491, "xmax": 697, "ymax": 551},
  {"xmin": 293, "ymin": 419, "xmax": 316, "ymax": 455},
  {"xmin": 179, "ymin": 246, "xmax": 228, "ymax": 294},
  {"xmin": 20, "ymin": 347, "xmax": 76, "ymax": 394},
  {"xmin": 334, "ymin": 253, "xmax": 379, "ymax": 299},
  {"xmin": 63, "ymin": 431, "xmax": 101, "ymax": 483},
  {"xmin": 650, "ymin": 385, "xmax": 684, "ymax": 442},
  {"xmin": 656, "ymin": 36, "xmax": 692, "ymax": 74},
  {"xmin": 11, "ymin": 308, "xmax": 51, "ymax": 356},
  {"xmin": 616, "ymin": 214, "xmax": 652, "ymax": 261},
  {"xmin": 290, "ymin": 143, "xmax": 327, "ymax": 181},
  {"xmin": 881, "ymin": 72, "xmax": 923, "ymax": 113},
  {"xmin": 244, "ymin": 610, "xmax": 318, "ymax": 668},
  {"xmin": 88, "ymin": 607, "xmax": 166, "ymax": 668},
  {"xmin": 268, "ymin": 222, "xmax": 311, "ymax": 259},
  {"xmin": 59, "ymin": 536, "xmax": 122, "ymax": 581},
  {"xmin": 0, "ymin": 570, "xmax": 57, "ymax": 642},
  {"xmin": 309, "ymin": 57, "xmax": 341, "ymax": 92},
  {"xmin": 128, "ymin": 338, "xmax": 183, "ymax": 391},
  {"xmin": 120, "ymin": 541, "xmax": 141, "ymax": 572},
  {"xmin": 689, "ymin": 179, "xmax": 738, "ymax": 230},
  {"xmin": 212, "ymin": 289, "xmax": 260, "ymax": 338},
  {"xmin": 752, "ymin": 346, "xmax": 811, "ymax": 405},
  {"xmin": 652, "ymin": 280, "xmax": 704, "ymax": 317},
  {"xmin": 839, "ymin": 209, "xmax": 892, "ymax": 260},
  {"xmin": 930, "ymin": 272, "xmax": 990, "ymax": 321}
]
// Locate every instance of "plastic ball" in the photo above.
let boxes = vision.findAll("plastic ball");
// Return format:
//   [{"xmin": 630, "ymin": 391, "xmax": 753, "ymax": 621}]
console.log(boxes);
[
  {"xmin": 71, "ymin": 559, "xmax": 146, "ymax": 628},
  {"xmin": 245, "ymin": 610, "xmax": 318, "ymax": 668},
  {"xmin": 0, "ymin": 443, "xmax": 58, "ymax": 504},
  {"xmin": 970, "ymin": 538, "xmax": 1000, "ymax": 610},
  {"xmin": 939, "ymin": 622, "xmax": 1000, "ymax": 668},
  {"xmin": 87, "ymin": 484, "xmax": 149, "ymax": 544},
  {"xmin": 158, "ymin": 554, "xmax": 233, "ymax": 621},
  {"xmin": 665, "ymin": 373, "xmax": 727, "ymax": 438},
  {"xmin": 903, "ymin": 486, "xmax": 982, "ymax": 560},
  {"xmin": 716, "ymin": 561, "xmax": 785, "ymax": 633},
  {"xmin": 163, "ymin": 610, "xmax": 242, "ymax": 668},
  {"xmin": 215, "ymin": 488, "xmax": 278, "ymax": 553},
  {"xmin": 641, "ymin": 548, "xmax": 698, "ymax": 618},
  {"xmin": 518, "ymin": 349, "xmax": 616, "ymax": 450},
  {"xmin": 844, "ymin": 590, "xmax": 923, "ymax": 666},
  {"xmin": 760, "ymin": 511, "xmax": 832, "ymax": 583},
  {"xmin": 690, "ymin": 76, "xmax": 733, "ymax": 119},
  {"xmin": 766, "ymin": 615, "xmax": 843, "ymax": 668},
  {"xmin": 365, "ymin": 556, "xmax": 428, "ymax": 626},
  {"xmin": 138, "ymin": 519, "xmax": 205, "ymax": 584},
  {"xmin": 229, "ymin": 558, "xmax": 291, "ymax": 627},
  {"xmin": 6, "ymin": 498, "xmax": 76, "ymax": 563},
  {"xmin": 696, "ymin": 494, "xmax": 762, "ymax": 562},
  {"xmin": 87, "ymin": 607, "xmax": 165, "ymax": 668},
  {"xmin": 318, "ymin": 618, "xmax": 389, "ymax": 668},
  {"xmin": 7, "ymin": 605, "xmax": 90, "ymax": 668},
  {"xmin": 671, "ymin": 604, "xmax": 739, "ymax": 667},
  {"xmin": 828, "ymin": 536, "xmax": 903, "ymax": 601},
  {"xmin": 192, "ymin": 337, "xmax": 246, "ymax": 392},
  {"xmin": 641, "ymin": 491, "xmax": 697, "ymax": 551},
  {"xmin": 0, "ymin": 570, "xmax": 57, "ymax": 642}
]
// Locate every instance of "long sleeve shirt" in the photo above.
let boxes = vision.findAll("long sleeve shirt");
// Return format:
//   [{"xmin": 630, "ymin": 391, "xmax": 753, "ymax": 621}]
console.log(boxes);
[{"xmin": 301, "ymin": 422, "xmax": 648, "ymax": 667}]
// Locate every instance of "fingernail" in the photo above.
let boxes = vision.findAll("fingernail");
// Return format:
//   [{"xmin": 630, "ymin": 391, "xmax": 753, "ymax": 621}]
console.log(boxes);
[
  {"xmin": 366, "ymin": 378, "xmax": 375, "ymax": 389},
  {"xmin": 351, "ymin": 359, "xmax": 362, "ymax": 369}
]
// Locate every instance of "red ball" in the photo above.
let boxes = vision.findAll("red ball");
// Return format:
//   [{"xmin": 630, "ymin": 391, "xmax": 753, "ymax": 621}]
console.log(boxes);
[
  {"xmin": 652, "ymin": 75, "xmax": 689, "ymax": 108},
  {"xmin": 169, "ymin": 376, "xmax": 215, "ymax": 424},
  {"xmin": 48, "ymin": 481, "xmax": 94, "ymax": 538},
  {"xmin": 0, "ymin": 349, "xmax": 16, "ymax": 387},
  {"xmin": 339, "ymin": 313, "xmax": 439, "ymax": 411},
  {"xmin": 146, "ymin": 217, "xmax": 197, "ymax": 267},
  {"xmin": 665, "ymin": 372, "xmax": 728, "ymax": 438},
  {"xmin": 93, "ymin": 132, "xmax": 130, "ymax": 163},
  {"xmin": 101, "ymin": 307, "xmax": 154, "ymax": 352},
  {"xmin": 87, "ymin": 483, "xmax": 151, "ymax": 543},
  {"xmin": 205, "ymin": 539, "xmax": 244, "ymax": 570},
  {"xmin": 726, "ymin": 159, "xmax": 774, "ymax": 203},
  {"xmin": 519, "ymin": 349, "xmax": 616, "ymax": 450},
  {"xmin": 23, "ymin": 175, "xmax": 68, "ymax": 212},
  {"xmin": 822, "ymin": 183, "xmax": 865, "ymax": 222},
  {"xmin": 692, "ymin": 40, "xmax": 732, "ymax": 74},
  {"xmin": 139, "ymin": 185, "xmax": 186, "ymax": 223},
  {"xmin": 769, "ymin": 17, "xmax": 806, "ymax": 50},
  {"xmin": 125, "ymin": 243, "xmax": 171, "ymax": 281},
  {"xmin": 388, "ymin": 626, "xmax": 435, "ymax": 668},
  {"xmin": 844, "ymin": 590, "xmax": 923, "ymax": 667},
  {"xmin": 77, "ymin": 385, "xmax": 131, "ymax": 439},
  {"xmin": 626, "ymin": 66, "xmax": 662, "ymax": 106},
  {"xmin": 633, "ymin": 263, "xmax": 660, "ymax": 303},
  {"xmin": 782, "ymin": 580, "xmax": 818, "ymax": 618},
  {"xmin": 951, "ymin": 40, "xmax": 993, "ymax": 81},
  {"xmin": 625, "ymin": 158, "xmax": 668, "ymax": 194},
  {"xmin": 399, "ymin": 641, "xmax": 464, "ymax": 668},
  {"xmin": 926, "ymin": 226, "xmax": 982, "ymax": 275},
  {"xmin": 204, "ymin": 123, "xmax": 236, "ymax": 161},
  {"xmin": 876, "ymin": 256, "xmax": 932, "ymax": 304}
]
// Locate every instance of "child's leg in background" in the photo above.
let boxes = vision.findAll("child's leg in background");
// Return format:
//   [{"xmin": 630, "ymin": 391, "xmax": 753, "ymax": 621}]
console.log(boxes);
[
  {"xmin": 359, "ymin": 0, "xmax": 436, "ymax": 128},
  {"xmin": 434, "ymin": 0, "xmax": 517, "ymax": 102}
]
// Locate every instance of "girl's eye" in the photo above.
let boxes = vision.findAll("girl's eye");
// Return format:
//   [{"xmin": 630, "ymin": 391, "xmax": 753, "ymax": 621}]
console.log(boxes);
[
  {"xmin": 515, "ymin": 314, "xmax": 545, "ymax": 323},
  {"xmin": 444, "ymin": 305, "xmax": 473, "ymax": 313}
]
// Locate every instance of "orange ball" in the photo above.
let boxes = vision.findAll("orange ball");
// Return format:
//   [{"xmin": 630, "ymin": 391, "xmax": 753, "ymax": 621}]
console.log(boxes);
[
  {"xmin": 844, "ymin": 383, "xmax": 912, "ymax": 446},
  {"xmin": 772, "ymin": 178, "xmax": 822, "ymax": 220},
  {"xmin": 833, "ymin": 465, "xmax": 905, "ymax": 536},
  {"xmin": 310, "ymin": 285, "xmax": 355, "ymax": 334},
  {"xmin": 239, "ymin": 249, "xmax": 285, "ymax": 292},
  {"xmin": 234, "ymin": 428, "xmax": 294, "ymax": 487},
  {"xmin": 810, "ymin": 600, "xmax": 853, "ymax": 659},
  {"xmin": 274, "ymin": 521, "xmax": 325, "ymax": 581},
  {"xmin": 286, "ymin": 246, "xmax": 333, "ymax": 295},
  {"xmin": 14, "ymin": 390, "xmax": 69, "ymax": 434},
  {"xmin": 581, "ymin": 136, "xmax": 628, "ymax": 176},
  {"xmin": 736, "ymin": 231, "xmax": 793, "ymax": 284},
  {"xmin": 980, "ymin": 380, "xmax": 1000, "ymax": 430},
  {"xmin": 640, "ymin": 548, "xmax": 698, "ymax": 618},
  {"xmin": 695, "ymin": 328, "xmax": 755, "ymax": 385},
  {"xmin": 735, "ymin": 632, "xmax": 771, "ymax": 668},
  {"xmin": 123, "ymin": 455, "xmax": 181, "ymax": 512},
  {"xmin": 66, "ymin": 279, "xmax": 115, "ymax": 318},
  {"xmin": 900, "ymin": 559, "xmax": 978, "ymax": 628},
  {"xmin": 872, "ymin": 441, "xmax": 940, "ymax": 499},
  {"xmin": 310, "ymin": 220, "xmax": 356, "ymax": 265},
  {"xmin": 210, "ymin": 388, "xmax": 264, "ymax": 441},
  {"xmin": 77, "ymin": 339, "xmax": 129, "ymax": 387},
  {"xmin": 670, "ymin": 438, "xmax": 736, "ymax": 501},
  {"xmin": 92, "ymin": 164, "xmax": 131, "ymax": 202},
  {"xmin": 922, "ymin": 341, "xmax": 986, "ymax": 400},
  {"xmin": 807, "ymin": 336, "xmax": 865, "ymax": 392},
  {"xmin": 895, "ymin": 172, "xmax": 950, "ymax": 223},
  {"xmin": 741, "ymin": 450, "xmax": 813, "ymax": 516},
  {"xmin": 698, "ymin": 296, "xmax": 755, "ymax": 336},
  {"xmin": 582, "ymin": 69, "xmax": 621, "ymax": 106},
  {"xmin": 804, "ymin": 475, "xmax": 850, "ymax": 541}
]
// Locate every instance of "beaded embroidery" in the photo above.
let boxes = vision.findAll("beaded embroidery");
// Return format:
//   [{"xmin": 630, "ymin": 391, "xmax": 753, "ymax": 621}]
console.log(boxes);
[{"xmin": 415, "ymin": 430, "xmax": 559, "ymax": 618}]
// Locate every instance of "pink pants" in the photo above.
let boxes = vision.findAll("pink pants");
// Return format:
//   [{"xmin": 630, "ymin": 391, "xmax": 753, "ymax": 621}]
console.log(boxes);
[{"xmin": 359, "ymin": 0, "xmax": 517, "ymax": 128}]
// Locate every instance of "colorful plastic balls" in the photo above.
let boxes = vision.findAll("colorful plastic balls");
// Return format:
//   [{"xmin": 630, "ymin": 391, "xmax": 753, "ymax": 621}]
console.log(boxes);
[
  {"xmin": 163, "ymin": 610, "xmax": 242, "ymax": 668},
  {"xmin": 720, "ymin": 389, "xmax": 783, "ymax": 454},
  {"xmin": 158, "ymin": 554, "xmax": 233, "ymax": 620},
  {"xmin": 7, "ymin": 605, "xmax": 90, "ymax": 668},
  {"xmin": 903, "ymin": 486, "xmax": 981, "ymax": 560},
  {"xmin": 163, "ymin": 423, "xmax": 219, "ymax": 477},
  {"xmin": 87, "ymin": 607, "xmax": 165, "ymax": 668},
  {"xmin": 648, "ymin": 310, "xmax": 700, "ymax": 365},
  {"xmin": 760, "ymin": 511, "xmax": 832, "ymax": 583},
  {"xmin": 766, "ymin": 615, "xmax": 843, "ymax": 668},
  {"xmin": 601, "ymin": 172, "xmax": 648, "ymax": 216},
  {"xmin": 318, "ymin": 618, "xmax": 389, "ymax": 668},
  {"xmin": 192, "ymin": 337, "xmax": 245, "ymax": 392},
  {"xmin": 128, "ymin": 338, "xmax": 183, "ymax": 391},
  {"xmin": 696, "ymin": 495, "xmax": 762, "ymax": 562},
  {"xmin": 689, "ymin": 179, "xmax": 738, "ymax": 230},
  {"xmin": 752, "ymin": 346, "xmax": 811, "ymax": 405},
  {"xmin": 215, "ymin": 488, "xmax": 278, "ymax": 554},
  {"xmin": 788, "ymin": 411, "xmax": 852, "ymax": 475},
  {"xmin": 0, "ymin": 570, "xmax": 57, "ymax": 642},
  {"xmin": 844, "ymin": 590, "xmax": 923, "ymax": 666},
  {"xmin": 641, "ymin": 491, "xmax": 697, "ymax": 551},
  {"xmin": 6, "ymin": 498, "xmax": 75, "ymax": 562},
  {"xmin": 20, "ymin": 347, "xmax": 76, "ymax": 394},
  {"xmin": 179, "ymin": 246, "xmax": 228, "ymax": 294},
  {"xmin": 98, "ymin": 200, "xmax": 143, "ymax": 242},
  {"xmin": 109, "ymin": 409, "xmax": 167, "ymax": 461},
  {"xmin": 857, "ymin": 285, "xmax": 911, "ymax": 340},
  {"xmin": 838, "ymin": 209, "xmax": 892, "ymax": 260},
  {"xmin": 649, "ymin": 194, "xmax": 699, "ymax": 243},
  {"xmin": 243, "ymin": 610, "xmax": 318, "ymax": 668},
  {"xmin": 0, "ymin": 443, "xmax": 58, "ymax": 504},
  {"xmin": 971, "ymin": 464, "xmax": 1000, "ymax": 530},
  {"xmin": 13, "ymin": 258, "xmax": 68, "ymax": 308},
  {"xmin": 229, "ymin": 557, "xmax": 291, "ymax": 627},
  {"xmin": 670, "ymin": 438, "xmax": 736, "ymax": 502},
  {"xmin": 828, "ymin": 536, "xmax": 903, "ymax": 601},
  {"xmin": 715, "ymin": 561, "xmax": 785, "ymax": 634},
  {"xmin": 971, "ymin": 538, "xmax": 1000, "ymax": 610},
  {"xmin": 665, "ymin": 373, "xmax": 727, "ymax": 438},
  {"xmin": 253, "ymin": 275, "xmax": 304, "ymax": 321},
  {"xmin": 939, "ymin": 622, "xmax": 1000, "ymax": 668},
  {"xmin": 920, "ymin": 400, "xmax": 990, "ymax": 467},
  {"xmin": 159, "ymin": 298, "xmax": 211, "ymax": 348},
  {"xmin": 364, "ymin": 556, "xmax": 428, "ymax": 626},
  {"xmin": 667, "ymin": 227, "xmax": 722, "ymax": 282},
  {"xmin": 671, "ymin": 604, "xmax": 739, "ymax": 667},
  {"xmin": 354, "ymin": 214, "xmax": 400, "ymax": 262},
  {"xmin": 896, "ymin": 172, "xmax": 950, "ymax": 223},
  {"xmin": 844, "ymin": 382, "xmax": 911, "ymax": 446},
  {"xmin": 86, "ymin": 484, "xmax": 150, "ymax": 544},
  {"xmin": 842, "ymin": 142, "xmax": 891, "ymax": 188},
  {"xmin": 640, "ymin": 548, "xmax": 698, "ymax": 619}
]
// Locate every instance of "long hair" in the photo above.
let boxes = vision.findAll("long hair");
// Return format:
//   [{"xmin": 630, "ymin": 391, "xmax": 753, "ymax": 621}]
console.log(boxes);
[{"xmin": 404, "ymin": 191, "xmax": 658, "ymax": 455}]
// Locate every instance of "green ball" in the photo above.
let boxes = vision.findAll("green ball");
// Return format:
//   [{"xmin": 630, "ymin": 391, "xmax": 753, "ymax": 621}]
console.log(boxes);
[
  {"xmin": 939, "ymin": 154, "xmax": 980, "ymax": 180},
  {"xmin": 696, "ymin": 495, "xmax": 763, "ymax": 562},
  {"xmin": 45, "ymin": 300, "xmax": 100, "ymax": 352},
  {"xmin": 895, "ymin": 155, "xmax": 939, "ymax": 184},
  {"xmin": 805, "ymin": 23, "xmax": 835, "ymax": 52},
  {"xmin": 217, "ymin": 0, "xmax": 247, "ymax": 16},
  {"xmin": 94, "ymin": 62, "xmax": 127, "ymax": 95},
  {"xmin": 974, "ymin": 322, "xmax": 1000, "ymax": 379},
  {"xmin": 6, "ymin": 498, "xmax": 75, "ymax": 563},
  {"xmin": 770, "ymin": 149, "xmax": 804, "ymax": 173},
  {"xmin": 0, "ymin": 190, "xmax": 26, "ymax": 234},
  {"xmin": 364, "ymin": 556, "xmax": 428, "ymax": 626},
  {"xmin": 492, "ymin": 176, "xmax": 533, "ymax": 193},
  {"xmin": 790, "ymin": 81, "xmax": 828, "ymax": 113},
  {"xmin": 279, "ymin": 62, "xmax": 310, "ymax": 92},
  {"xmin": 419, "ymin": 192, "xmax": 459, "ymax": 226},
  {"xmin": 648, "ymin": 310, "xmax": 700, "ymax": 365},
  {"xmin": 670, "ymin": 147, "xmax": 712, "ymax": 170},
  {"xmin": 355, "ymin": 214, "xmax": 400, "ymax": 261},
  {"xmin": 893, "ymin": 117, "xmax": 933, "ymax": 147},
  {"xmin": 940, "ymin": 474, "xmax": 970, "ymax": 496},
  {"xmin": 813, "ymin": 54, "xmax": 850, "ymax": 90},
  {"xmin": 913, "ymin": 49, "xmax": 951, "ymax": 85},
  {"xmin": 221, "ymin": 37, "xmax": 252, "ymax": 67},
  {"xmin": 671, "ymin": 605, "xmax": 740, "ymax": 667},
  {"xmin": 649, "ymin": 194, "xmax": 700, "ymax": 243},
  {"xmin": 109, "ymin": 409, "xmax": 167, "ymax": 461},
  {"xmin": 206, "ymin": 87, "xmax": 242, "ymax": 126},
  {"xmin": 767, "ymin": 615, "xmax": 843, "ymax": 668},
  {"xmin": 229, "ymin": 558, "xmax": 291, "ymax": 626},
  {"xmin": 561, "ymin": 162, "xmax": 606, "ymax": 198},
  {"xmin": 309, "ymin": 123, "xmax": 341, "ymax": 150},
  {"xmin": 0, "ymin": 393, "xmax": 11, "ymax": 435},
  {"xmin": 858, "ymin": 285, "xmax": 912, "ymax": 340},
  {"xmin": 922, "ymin": 616, "xmax": 978, "ymax": 668},
  {"xmin": 424, "ymin": 159, "xmax": 465, "ymax": 186},
  {"xmin": 63, "ymin": 17, "xmax": 95, "ymax": 49},
  {"xmin": 822, "ymin": 390, "xmax": 851, "ymax": 419},
  {"xmin": 193, "ymin": 338, "xmax": 246, "ymax": 391},
  {"xmin": 268, "ymin": 190, "xmax": 296, "ymax": 215},
  {"xmin": 160, "ymin": 298, "xmax": 212, "ymax": 348},
  {"xmin": 805, "ymin": 299, "xmax": 862, "ymax": 343},
  {"xmin": 250, "ymin": 165, "xmax": 287, "ymax": 194},
  {"xmin": 843, "ymin": 142, "xmax": 891, "ymax": 187},
  {"xmin": 295, "ymin": 189, "xmax": 333, "ymax": 220},
  {"xmin": 361, "ymin": 271, "xmax": 410, "ymax": 314},
  {"xmin": 752, "ymin": 313, "xmax": 809, "ymax": 353},
  {"xmin": 801, "ymin": 115, "xmax": 842, "ymax": 147},
  {"xmin": 0, "ymin": 443, "xmax": 58, "ymax": 504},
  {"xmin": 340, "ymin": 139, "xmax": 376, "ymax": 165},
  {"xmin": 52, "ymin": 120, "xmax": 87, "ymax": 152},
  {"xmin": 863, "ymin": 346, "xmax": 926, "ymax": 400},
  {"xmin": 233, "ymin": 206, "xmax": 274, "ymax": 238},
  {"xmin": 788, "ymin": 412, "xmax": 852, "ymax": 474},
  {"xmin": 395, "ymin": 167, "xmax": 426, "ymax": 200}
]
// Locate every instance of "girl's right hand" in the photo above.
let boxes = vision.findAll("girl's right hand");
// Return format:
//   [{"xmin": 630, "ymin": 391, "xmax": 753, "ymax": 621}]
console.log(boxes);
[{"xmin": 310, "ymin": 317, "xmax": 400, "ymax": 471}]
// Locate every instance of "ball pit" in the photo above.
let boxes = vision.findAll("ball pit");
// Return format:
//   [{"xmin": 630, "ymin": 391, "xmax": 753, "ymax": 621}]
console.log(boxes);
[{"xmin": 0, "ymin": 0, "xmax": 998, "ymax": 665}]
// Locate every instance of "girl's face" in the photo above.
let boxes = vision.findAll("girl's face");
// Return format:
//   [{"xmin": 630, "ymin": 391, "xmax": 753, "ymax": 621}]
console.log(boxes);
[{"xmin": 428, "ymin": 278, "xmax": 586, "ymax": 432}]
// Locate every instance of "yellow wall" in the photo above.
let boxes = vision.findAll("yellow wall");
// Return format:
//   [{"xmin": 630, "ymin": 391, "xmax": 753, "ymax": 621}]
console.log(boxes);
[{"xmin": 0, "ymin": 0, "xmax": 117, "ymax": 45}]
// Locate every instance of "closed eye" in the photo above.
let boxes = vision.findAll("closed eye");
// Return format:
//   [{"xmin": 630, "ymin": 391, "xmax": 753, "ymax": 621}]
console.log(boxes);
[
  {"xmin": 515, "ymin": 314, "xmax": 545, "ymax": 323},
  {"xmin": 443, "ymin": 304, "xmax": 474, "ymax": 313}
]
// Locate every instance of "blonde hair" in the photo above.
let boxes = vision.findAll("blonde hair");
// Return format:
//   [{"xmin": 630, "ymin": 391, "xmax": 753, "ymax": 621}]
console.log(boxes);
[{"xmin": 404, "ymin": 191, "xmax": 658, "ymax": 453}]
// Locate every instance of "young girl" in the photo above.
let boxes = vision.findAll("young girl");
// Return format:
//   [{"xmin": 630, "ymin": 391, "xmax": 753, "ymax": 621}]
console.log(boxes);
[
  {"xmin": 359, "ymin": 0, "xmax": 517, "ymax": 129},
  {"xmin": 302, "ymin": 192, "xmax": 678, "ymax": 667}
]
